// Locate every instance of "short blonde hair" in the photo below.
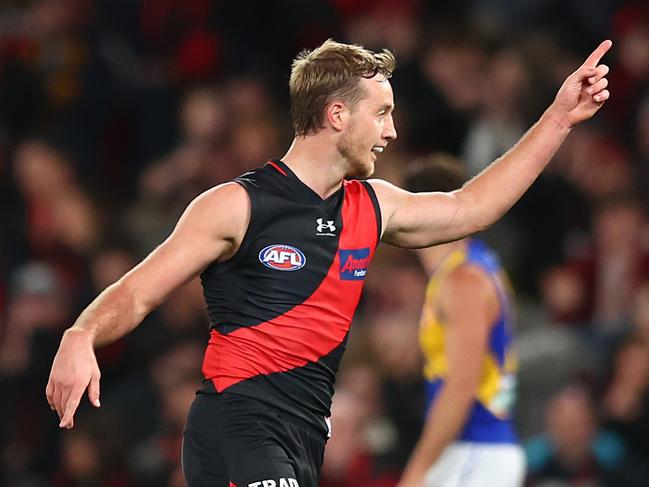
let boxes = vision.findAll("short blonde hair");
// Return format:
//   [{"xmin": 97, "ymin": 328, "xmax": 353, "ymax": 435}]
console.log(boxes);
[{"xmin": 289, "ymin": 39, "xmax": 396, "ymax": 136}]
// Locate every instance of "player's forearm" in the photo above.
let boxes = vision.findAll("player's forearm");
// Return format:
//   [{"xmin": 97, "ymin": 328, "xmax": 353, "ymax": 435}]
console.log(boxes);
[
  {"xmin": 459, "ymin": 104, "xmax": 571, "ymax": 230},
  {"xmin": 401, "ymin": 384, "xmax": 475, "ymax": 481},
  {"xmin": 68, "ymin": 279, "xmax": 149, "ymax": 347}
]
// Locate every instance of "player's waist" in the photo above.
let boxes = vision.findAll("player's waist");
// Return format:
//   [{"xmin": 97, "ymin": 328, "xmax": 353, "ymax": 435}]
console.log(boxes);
[
  {"xmin": 457, "ymin": 415, "xmax": 517, "ymax": 444},
  {"xmin": 204, "ymin": 328, "xmax": 341, "ymax": 382},
  {"xmin": 425, "ymin": 379, "xmax": 517, "ymax": 443},
  {"xmin": 197, "ymin": 380, "xmax": 330, "ymax": 438}
]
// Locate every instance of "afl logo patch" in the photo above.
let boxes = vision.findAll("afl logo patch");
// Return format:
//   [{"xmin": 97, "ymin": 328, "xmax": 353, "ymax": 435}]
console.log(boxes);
[{"xmin": 259, "ymin": 244, "xmax": 306, "ymax": 271}]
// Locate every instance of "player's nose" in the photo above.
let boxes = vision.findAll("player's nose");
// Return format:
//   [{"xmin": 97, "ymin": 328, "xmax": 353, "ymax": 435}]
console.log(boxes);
[{"xmin": 384, "ymin": 115, "xmax": 397, "ymax": 141}]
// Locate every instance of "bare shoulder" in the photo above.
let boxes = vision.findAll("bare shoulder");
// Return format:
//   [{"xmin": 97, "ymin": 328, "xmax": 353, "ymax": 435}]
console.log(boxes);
[
  {"xmin": 441, "ymin": 263, "xmax": 500, "ymax": 319},
  {"xmin": 184, "ymin": 182, "xmax": 250, "ymax": 227},
  {"xmin": 191, "ymin": 181, "xmax": 249, "ymax": 212},
  {"xmin": 366, "ymin": 178, "xmax": 406, "ymax": 202},
  {"xmin": 366, "ymin": 178, "xmax": 463, "ymax": 248},
  {"xmin": 173, "ymin": 182, "xmax": 251, "ymax": 259},
  {"xmin": 444, "ymin": 264, "xmax": 496, "ymax": 296},
  {"xmin": 366, "ymin": 178, "xmax": 408, "ymax": 230}
]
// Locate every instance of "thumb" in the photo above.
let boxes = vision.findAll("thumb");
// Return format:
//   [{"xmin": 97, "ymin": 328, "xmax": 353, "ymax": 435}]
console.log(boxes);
[
  {"xmin": 568, "ymin": 65, "xmax": 598, "ymax": 85},
  {"xmin": 88, "ymin": 371, "xmax": 101, "ymax": 407}
]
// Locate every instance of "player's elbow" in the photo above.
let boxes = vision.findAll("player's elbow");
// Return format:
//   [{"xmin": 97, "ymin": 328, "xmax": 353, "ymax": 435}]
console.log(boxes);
[{"xmin": 467, "ymin": 218, "xmax": 490, "ymax": 236}]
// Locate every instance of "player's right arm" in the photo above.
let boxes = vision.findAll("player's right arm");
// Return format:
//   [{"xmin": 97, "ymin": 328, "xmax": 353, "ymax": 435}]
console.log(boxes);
[{"xmin": 45, "ymin": 182, "xmax": 250, "ymax": 429}]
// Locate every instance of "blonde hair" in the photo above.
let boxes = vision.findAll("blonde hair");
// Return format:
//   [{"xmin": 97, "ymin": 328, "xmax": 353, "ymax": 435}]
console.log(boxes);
[{"xmin": 289, "ymin": 39, "xmax": 396, "ymax": 136}]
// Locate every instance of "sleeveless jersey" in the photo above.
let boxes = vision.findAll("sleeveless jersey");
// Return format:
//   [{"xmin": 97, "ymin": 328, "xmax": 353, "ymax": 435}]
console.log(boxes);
[
  {"xmin": 199, "ymin": 159, "xmax": 381, "ymax": 435},
  {"xmin": 420, "ymin": 239, "xmax": 518, "ymax": 443}
]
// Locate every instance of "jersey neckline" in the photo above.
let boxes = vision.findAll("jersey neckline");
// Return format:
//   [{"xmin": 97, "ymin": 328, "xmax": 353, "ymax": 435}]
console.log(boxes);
[{"xmin": 268, "ymin": 159, "xmax": 344, "ymax": 204}]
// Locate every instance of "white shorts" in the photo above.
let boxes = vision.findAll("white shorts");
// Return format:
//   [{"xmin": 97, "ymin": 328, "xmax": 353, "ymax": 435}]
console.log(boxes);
[{"xmin": 424, "ymin": 442, "xmax": 526, "ymax": 487}]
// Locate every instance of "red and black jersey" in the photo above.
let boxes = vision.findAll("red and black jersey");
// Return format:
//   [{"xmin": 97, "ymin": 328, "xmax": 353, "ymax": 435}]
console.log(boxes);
[{"xmin": 199, "ymin": 159, "xmax": 381, "ymax": 435}]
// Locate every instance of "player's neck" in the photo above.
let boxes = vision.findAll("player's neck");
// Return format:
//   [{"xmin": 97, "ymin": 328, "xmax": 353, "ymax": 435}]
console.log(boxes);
[
  {"xmin": 418, "ymin": 240, "xmax": 467, "ymax": 276},
  {"xmin": 281, "ymin": 135, "xmax": 347, "ymax": 199}
]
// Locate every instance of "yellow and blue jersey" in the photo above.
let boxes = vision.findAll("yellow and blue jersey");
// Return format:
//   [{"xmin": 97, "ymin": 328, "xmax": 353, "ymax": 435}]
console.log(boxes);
[{"xmin": 420, "ymin": 239, "xmax": 518, "ymax": 443}]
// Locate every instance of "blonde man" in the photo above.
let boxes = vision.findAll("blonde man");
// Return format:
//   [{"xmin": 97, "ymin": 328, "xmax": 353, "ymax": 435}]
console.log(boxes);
[{"xmin": 47, "ymin": 38, "xmax": 611, "ymax": 487}]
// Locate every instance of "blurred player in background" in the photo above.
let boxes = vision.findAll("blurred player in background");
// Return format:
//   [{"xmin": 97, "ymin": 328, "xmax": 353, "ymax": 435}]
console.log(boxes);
[
  {"xmin": 399, "ymin": 155, "xmax": 524, "ymax": 487},
  {"xmin": 47, "ymin": 37, "xmax": 611, "ymax": 487}
]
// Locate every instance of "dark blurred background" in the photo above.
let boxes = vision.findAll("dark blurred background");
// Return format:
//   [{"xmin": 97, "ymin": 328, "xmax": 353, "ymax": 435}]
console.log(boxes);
[{"xmin": 1, "ymin": 0, "xmax": 649, "ymax": 486}]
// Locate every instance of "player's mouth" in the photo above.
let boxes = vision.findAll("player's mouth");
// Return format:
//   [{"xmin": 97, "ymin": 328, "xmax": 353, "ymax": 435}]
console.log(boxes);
[{"xmin": 371, "ymin": 145, "xmax": 385, "ymax": 154}]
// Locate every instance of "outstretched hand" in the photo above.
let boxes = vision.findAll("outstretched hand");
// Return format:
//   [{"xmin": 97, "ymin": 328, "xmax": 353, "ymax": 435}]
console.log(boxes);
[
  {"xmin": 552, "ymin": 40, "xmax": 612, "ymax": 128},
  {"xmin": 45, "ymin": 329, "xmax": 101, "ymax": 429}
]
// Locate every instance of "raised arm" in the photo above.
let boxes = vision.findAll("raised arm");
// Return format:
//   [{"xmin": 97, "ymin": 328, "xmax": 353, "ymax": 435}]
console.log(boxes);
[
  {"xmin": 46, "ymin": 182, "xmax": 250, "ymax": 429},
  {"xmin": 374, "ymin": 40, "xmax": 612, "ymax": 249}
]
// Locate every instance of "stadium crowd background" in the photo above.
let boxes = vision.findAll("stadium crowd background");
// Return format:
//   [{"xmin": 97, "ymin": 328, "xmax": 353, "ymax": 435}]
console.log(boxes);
[{"xmin": 1, "ymin": 0, "xmax": 648, "ymax": 485}]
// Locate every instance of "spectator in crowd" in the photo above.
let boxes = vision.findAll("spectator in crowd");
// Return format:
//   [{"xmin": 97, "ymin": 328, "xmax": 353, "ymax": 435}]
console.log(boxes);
[{"xmin": 525, "ymin": 385, "xmax": 625, "ymax": 487}]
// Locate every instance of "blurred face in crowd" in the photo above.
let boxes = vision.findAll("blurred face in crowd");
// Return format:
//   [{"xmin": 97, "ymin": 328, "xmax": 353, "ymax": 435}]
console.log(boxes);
[
  {"xmin": 369, "ymin": 312, "xmax": 421, "ymax": 380},
  {"xmin": 619, "ymin": 21, "xmax": 649, "ymax": 78},
  {"xmin": 181, "ymin": 87, "xmax": 227, "ymax": 144},
  {"xmin": 62, "ymin": 431, "xmax": 100, "ymax": 480},
  {"xmin": 337, "ymin": 74, "xmax": 397, "ymax": 178},
  {"xmin": 594, "ymin": 202, "xmax": 644, "ymax": 253},
  {"xmin": 614, "ymin": 342, "xmax": 649, "ymax": 391},
  {"xmin": 546, "ymin": 388, "xmax": 596, "ymax": 464},
  {"xmin": 14, "ymin": 140, "xmax": 72, "ymax": 197},
  {"xmin": 539, "ymin": 266, "xmax": 587, "ymax": 321}
]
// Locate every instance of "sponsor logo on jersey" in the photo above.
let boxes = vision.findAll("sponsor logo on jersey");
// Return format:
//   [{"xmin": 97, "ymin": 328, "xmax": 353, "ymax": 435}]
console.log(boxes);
[
  {"xmin": 259, "ymin": 244, "xmax": 306, "ymax": 271},
  {"xmin": 248, "ymin": 479, "xmax": 299, "ymax": 487},
  {"xmin": 316, "ymin": 217, "xmax": 336, "ymax": 236},
  {"xmin": 339, "ymin": 248, "xmax": 370, "ymax": 280}
]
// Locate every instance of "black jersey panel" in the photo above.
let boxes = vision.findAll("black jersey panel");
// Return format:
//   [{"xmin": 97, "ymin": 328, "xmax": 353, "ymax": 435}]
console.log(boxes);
[
  {"xmin": 201, "ymin": 162, "xmax": 344, "ymax": 332},
  {"xmin": 361, "ymin": 181, "xmax": 383, "ymax": 242},
  {"xmin": 201, "ymin": 178, "xmax": 378, "ymax": 394},
  {"xmin": 199, "ymin": 162, "xmax": 380, "ymax": 434}
]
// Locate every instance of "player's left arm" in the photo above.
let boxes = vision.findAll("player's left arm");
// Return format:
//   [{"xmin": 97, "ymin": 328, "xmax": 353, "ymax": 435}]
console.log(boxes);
[
  {"xmin": 398, "ymin": 265, "xmax": 499, "ymax": 487},
  {"xmin": 372, "ymin": 40, "xmax": 612, "ymax": 249}
]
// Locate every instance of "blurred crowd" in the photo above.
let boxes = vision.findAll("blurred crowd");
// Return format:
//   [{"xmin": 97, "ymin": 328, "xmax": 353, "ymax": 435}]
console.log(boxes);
[{"xmin": 1, "ymin": 0, "xmax": 649, "ymax": 486}]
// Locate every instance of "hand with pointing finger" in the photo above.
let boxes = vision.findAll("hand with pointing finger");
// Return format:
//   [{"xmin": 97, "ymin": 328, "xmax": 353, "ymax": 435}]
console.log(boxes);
[
  {"xmin": 45, "ymin": 328, "xmax": 101, "ymax": 429},
  {"xmin": 551, "ymin": 40, "xmax": 613, "ymax": 128}
]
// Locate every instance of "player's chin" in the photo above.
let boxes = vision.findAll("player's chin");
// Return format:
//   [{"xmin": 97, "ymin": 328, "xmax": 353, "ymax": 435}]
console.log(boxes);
[
  {"xmin": 363, "ymin": 153, "xmax": 377, "ymax": 177},
  {"xmin": 346, "ymin": 157, "xmax": 374, "ymax": 179},
  {"xmin": 357, "ymin": 161, "xmax": 375, "ymax": 179}
]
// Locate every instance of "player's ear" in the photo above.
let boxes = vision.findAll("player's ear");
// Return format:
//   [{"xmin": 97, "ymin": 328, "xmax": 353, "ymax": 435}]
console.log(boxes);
[{"xmin": 325, "ymin": 101, "xmax": 348, "ymax": 132}]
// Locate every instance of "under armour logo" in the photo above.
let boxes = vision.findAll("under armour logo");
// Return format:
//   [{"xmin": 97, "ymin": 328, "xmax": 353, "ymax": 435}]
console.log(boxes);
[{"xmin": 316, "ymin": 218, "xmax": 336, "ymax": 234}]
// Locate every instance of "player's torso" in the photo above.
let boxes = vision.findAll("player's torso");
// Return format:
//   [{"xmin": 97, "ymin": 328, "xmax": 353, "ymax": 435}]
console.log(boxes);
[
  {"xmin": 199, "ymin": 160, "xmax": 381, "ymax": 433},
  {"xmin": 419, "ymin": 239, "xmax": 518, "ymax": 443}
]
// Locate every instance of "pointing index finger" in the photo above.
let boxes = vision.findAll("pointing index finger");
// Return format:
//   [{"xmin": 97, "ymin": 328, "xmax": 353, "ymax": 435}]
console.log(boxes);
[{"xmin": 583, "ymin": 40, "xmax": 613, "ymax": 68}]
